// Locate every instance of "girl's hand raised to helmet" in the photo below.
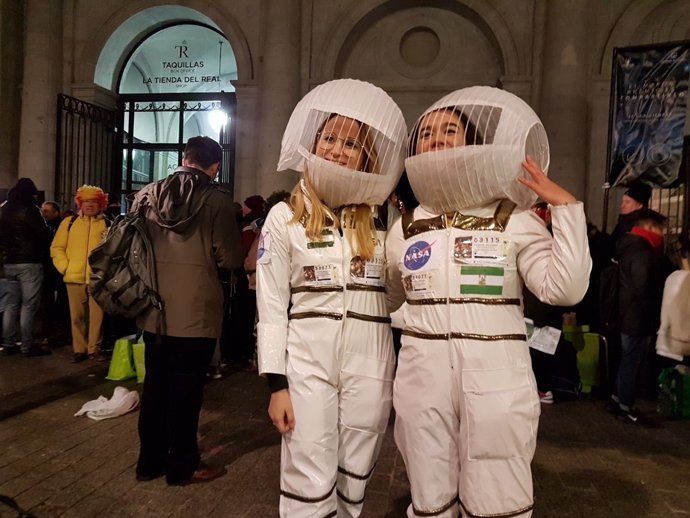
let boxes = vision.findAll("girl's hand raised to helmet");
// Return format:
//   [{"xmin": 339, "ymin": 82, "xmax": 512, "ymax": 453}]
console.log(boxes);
[{"xmin": 517, "ymin": 156, "xmax": 577, "ymax": 206}]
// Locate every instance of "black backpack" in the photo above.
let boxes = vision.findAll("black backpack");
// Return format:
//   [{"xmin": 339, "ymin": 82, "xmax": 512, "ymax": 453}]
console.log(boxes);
[
  {"xmin": 598, "ymin": 259, "xmax": 620, "ymax": 334},
  {"xmin": 88, "ymin": 210, "xmax": 163, "ymax": 321}
]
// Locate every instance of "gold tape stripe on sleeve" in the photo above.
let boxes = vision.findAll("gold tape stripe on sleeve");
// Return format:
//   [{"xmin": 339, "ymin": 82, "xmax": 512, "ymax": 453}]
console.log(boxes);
[
  {"xmin": 402, "ymin": 199, "xmax": 517, "ymax": 239},
  {"xmin": 280, "ymin": 481, "xmax": 337, "ymax": 504},
  {"xmin": 406, "ymin": 298, "xmax": 520, "ymax": 306},
  {"xmin": 412, "ymin": 495, "xmax": 460, "ymax": 516},
  {"xmin": 338, "ymin": 463, "xmax": 377, "ymax": 481},
  {"xmin": 346, "ymin": 311, "xmax": 392, "ymax": 324},
  {"xmin": 291, "ymin": 285, "xmax": 344, "ymax": 294},
  {"xmin": 289, "ymin": 311, "xmax": 343, "ymax": 321},
  {"xmin": 402, "ymin": 330, "xmax": 526, "ymax": 341},
  {"xmin": 336, "ymin": 489, "xmax": 366, "ymax": 506},
  {"xmin": 346, "ymin": 283, "xmax": 387, "ymax": 293},
  {"xmin": 459, "ymin": 498, "xmax": 534, "ymax": 518}
]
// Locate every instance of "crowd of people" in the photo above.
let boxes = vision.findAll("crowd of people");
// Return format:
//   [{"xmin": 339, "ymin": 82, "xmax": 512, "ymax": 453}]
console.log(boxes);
[{"xmin": 1, "ymin": 78, "xmax": 689, "ymax": 517}]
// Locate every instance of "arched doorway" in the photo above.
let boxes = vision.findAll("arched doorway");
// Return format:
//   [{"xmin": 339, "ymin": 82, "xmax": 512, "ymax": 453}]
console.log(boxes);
[{"xmin": 117, "ymin": 22, "xmax": 238, "ymax": 197}]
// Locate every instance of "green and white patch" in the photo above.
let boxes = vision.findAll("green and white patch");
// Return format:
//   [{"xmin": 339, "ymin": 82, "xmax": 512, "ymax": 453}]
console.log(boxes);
[{"xmin": 460, "ymin": 265, "xmax": 504, "ymax": 295}]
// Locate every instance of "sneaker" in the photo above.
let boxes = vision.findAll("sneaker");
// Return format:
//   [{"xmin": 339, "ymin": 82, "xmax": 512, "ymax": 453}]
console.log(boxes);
[
  {"xmin": 1, "ymin": 345, "xmax": 19, "ymax": 356},
  {"xmin": 206, "ymin": 366, "xmax": 222, "ymax": 380},
  {"xmin": 538, "ymin": 390, "xmax": 554, "ymax": 404}
]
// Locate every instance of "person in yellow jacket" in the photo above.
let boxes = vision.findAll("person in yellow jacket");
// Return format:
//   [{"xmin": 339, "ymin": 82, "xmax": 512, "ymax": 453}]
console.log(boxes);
[{"xmin": 51, "ymin": 185, "xmax": 109, "ymax": 362}]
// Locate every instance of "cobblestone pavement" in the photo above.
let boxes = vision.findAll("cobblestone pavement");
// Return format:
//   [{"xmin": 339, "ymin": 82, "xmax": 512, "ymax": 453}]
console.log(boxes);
[{"xmin": 1, "ymin": 347, "xmax": 690, "ymax": 517}]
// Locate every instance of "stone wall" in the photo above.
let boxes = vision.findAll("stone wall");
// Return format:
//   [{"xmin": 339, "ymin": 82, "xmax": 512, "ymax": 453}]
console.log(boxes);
[{"xmin": 6, "ymin": 0, "xmax": 690, "ymax": 226}]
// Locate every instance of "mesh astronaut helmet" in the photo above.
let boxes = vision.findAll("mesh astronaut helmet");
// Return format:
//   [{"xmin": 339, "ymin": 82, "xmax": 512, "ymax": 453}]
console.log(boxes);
[
  {"xmin": 278, "ymin": 78, "xmax": 407, "ymax": 208},
  {"xmin": 406, "ymin": 86, "xmax": 550, "ymax": 213}
]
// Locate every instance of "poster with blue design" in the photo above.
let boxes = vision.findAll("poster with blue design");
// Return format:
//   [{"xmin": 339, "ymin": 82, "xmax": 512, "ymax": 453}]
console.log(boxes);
[{"xmin": 608, "ymin": 43, "xmax": 690, "ymax": 187}]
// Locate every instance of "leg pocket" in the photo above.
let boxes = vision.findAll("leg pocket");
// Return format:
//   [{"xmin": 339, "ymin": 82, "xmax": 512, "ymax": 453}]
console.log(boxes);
[{"xmin": 462, "ymin": 367, "xmax": 540, "ymax": 460}]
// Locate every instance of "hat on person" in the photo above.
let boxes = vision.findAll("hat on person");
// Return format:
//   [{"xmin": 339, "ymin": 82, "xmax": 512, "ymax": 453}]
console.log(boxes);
[
  {"xmin": 624, "ymin": 182, "xmax": 652, "ymax": 207},
  {"xmin": 75, "ymin": 185, "xmax": 108, "ymax": 210},
  {"xmin": 244, "ymin": 195, "xmax": 265, "ymax": 213}
]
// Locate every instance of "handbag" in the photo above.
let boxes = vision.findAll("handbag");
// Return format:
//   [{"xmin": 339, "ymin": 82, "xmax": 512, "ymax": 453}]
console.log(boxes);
[{"xmin": 106, "ymin": 334, "xmax": 137, "ymax": 381}]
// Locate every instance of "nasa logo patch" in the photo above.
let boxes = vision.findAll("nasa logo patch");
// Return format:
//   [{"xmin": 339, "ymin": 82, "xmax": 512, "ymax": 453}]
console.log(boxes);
[{"xmin": 404, "ymin": 241, "xmax": 433, "ymax": 271}]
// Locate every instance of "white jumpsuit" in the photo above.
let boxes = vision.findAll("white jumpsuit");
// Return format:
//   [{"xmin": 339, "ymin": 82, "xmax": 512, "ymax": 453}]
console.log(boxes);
[
  {"xmin": 257, "ymin": 201, "xmax": 395, "ymax": 518},
  {"xmin": 386, "ymin": 199, "xmax": 591, "ymax": 518}
]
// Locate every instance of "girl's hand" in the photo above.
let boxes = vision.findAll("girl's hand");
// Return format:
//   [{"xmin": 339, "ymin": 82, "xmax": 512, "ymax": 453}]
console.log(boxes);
[
  {"xmin": 268, "ymin": 389, "xmax": 295, "ymax": 434},
  {"xmin": 517, "ymin": 156, "xmax": 577, "ymax": 206}
]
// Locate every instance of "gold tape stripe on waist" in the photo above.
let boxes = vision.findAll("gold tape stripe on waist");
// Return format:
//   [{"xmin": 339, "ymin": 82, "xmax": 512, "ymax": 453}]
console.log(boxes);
[
  {"xmin": 406, "ymin": 297, "xmax": 520, "ymax": 306},
  {"xmin": 338, "ymin": 463, "xmax": 377, "ymax": 481},
  {"xmin": 412, "ymin": 494, "xmax": 460, "ymax": 516},
  {"xmin": 459, "ymin": 498, "xmax": 534, "ymax": 518},
  {"xmin": 291, "ymin": 285, "xmax": 343, "ymax": 294},
  {"xmin": 402, "ymin": 330, "xmax": 526, "ymax": 342},
  {"xmin": 346, "ymin": 283, "xmax": 387, "ymax": 293},
  {"xmin": 289, "ymin": 311, "xmax": 343, "ymax": 321},
  {"xmin": 280, "ymin": 481, "xmax": 336, "ymax": 504},
  {"xmin": 346, "ymin": 311, "xmax": 391, "ymax": 324}
]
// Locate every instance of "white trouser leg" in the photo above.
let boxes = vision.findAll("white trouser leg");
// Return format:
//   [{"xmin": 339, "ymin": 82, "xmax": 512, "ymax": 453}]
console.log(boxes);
[
  {"xmin": 336, "ymin": 367, "xmax": 393, "ymax": 517},
  {"xmin": 457, "ymin": 354, "xmax": 540, "ymax": 518},
  {"xmin": 280, "ymin": 362, "xmax": 339, "ymax": 518},
  {"xmin": 394, "ymin": 338, "xmax": 460, "ymax": 518}
]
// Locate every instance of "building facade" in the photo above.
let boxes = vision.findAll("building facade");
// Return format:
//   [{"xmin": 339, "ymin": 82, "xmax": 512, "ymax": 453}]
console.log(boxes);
[{"xmin": 1, "ymin": 0, "xmax": 689, "ymax": 229}]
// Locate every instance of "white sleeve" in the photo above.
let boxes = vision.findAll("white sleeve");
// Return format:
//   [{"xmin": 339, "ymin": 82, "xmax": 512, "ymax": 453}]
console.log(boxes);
[
  {"xmin": 515, "ymin": 202, "xmax": 592, "ymax": 307},
  {"xmin": 256, "ymin": 203, "xmax": 292, "ymax": 376},
  {"xmin": 385, "ymin": 216, "xmax": 406, "ymax": 314}
]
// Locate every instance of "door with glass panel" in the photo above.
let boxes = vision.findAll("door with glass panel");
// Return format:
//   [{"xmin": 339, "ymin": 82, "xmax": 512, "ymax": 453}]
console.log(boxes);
[{"xmin": 119, "ymin": 92, "xmax": 236, "ymax": 200}]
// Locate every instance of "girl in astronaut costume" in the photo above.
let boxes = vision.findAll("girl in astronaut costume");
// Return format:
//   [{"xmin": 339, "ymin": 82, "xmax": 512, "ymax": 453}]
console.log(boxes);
[
  {"xmin": 386, "ymin": 87, "xmax": 592, "ymax": 518},
  {"xmin": 256, "ymin": 79, "xmax": 407, "ymax": 518}
]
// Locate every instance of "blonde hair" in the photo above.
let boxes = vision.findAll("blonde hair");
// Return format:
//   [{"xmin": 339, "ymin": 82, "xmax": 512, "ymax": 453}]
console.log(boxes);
[{"xmin": 290, "ymin": 179, "xmax": 378, "ymax": 261}]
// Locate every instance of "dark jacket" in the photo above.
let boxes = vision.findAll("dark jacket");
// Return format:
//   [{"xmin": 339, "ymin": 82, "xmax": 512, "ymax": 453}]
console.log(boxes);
[
  {"xmin": 616, "ymin": 233, "xmax": 669, "ymax": 335},
  {"xmin": 0, "ymin": 198, "xmax": 52, "ymax": 265},
  {"xmin": 132, "ymin": 167, "xmax": 243, "ymax": 338}
]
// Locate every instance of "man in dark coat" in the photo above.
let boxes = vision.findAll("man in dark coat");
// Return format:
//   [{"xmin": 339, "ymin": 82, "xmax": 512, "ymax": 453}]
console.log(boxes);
[
  {"xmin": 610, "ymin": 208, "xmax": 670, "ymax": 422},
  {"xmin": 132, "ymin": 137, "xmax": 243, "ymax": 485},
  {"xmin": 610, "ymin": 181, "xmax": 652, "ymax": 245},
  {"xmin": 0, "ymin": 178, "xmax": 52, "ymax": 356}
]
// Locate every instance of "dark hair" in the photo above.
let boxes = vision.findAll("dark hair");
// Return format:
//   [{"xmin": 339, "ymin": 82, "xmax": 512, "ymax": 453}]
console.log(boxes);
[
  {"xmin": 634, "ymin": 208, "xmax": 666, "ymax": 228},
  {"xmin": 42, "ymin": 201, "xmax": 61, "ymax": 213},
  {"xmin": 408, "ymin": 108, "xmax": 484, "ymax": 156},
  {"xmin": 184, "ymin": 136, "xmax": 222, "ymax": 169}
]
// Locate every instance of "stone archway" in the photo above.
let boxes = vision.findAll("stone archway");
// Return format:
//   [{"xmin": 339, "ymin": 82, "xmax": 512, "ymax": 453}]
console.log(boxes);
[
  {"xmin": 312, "ymin": 0, "xmax": 520, "ymax": 83},
  {"xmin": 78, "ymin": 1, "xmax": 253, "ymax": 96}
]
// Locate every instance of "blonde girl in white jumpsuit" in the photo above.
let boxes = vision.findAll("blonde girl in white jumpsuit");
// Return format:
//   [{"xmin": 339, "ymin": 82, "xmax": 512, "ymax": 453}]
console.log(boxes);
[
  {"xmin": 385, "ymin": 87, "xmax": 592, "ymax": 518},
  {"xmin": 257, "ymin": 79, "xmax": 407, "ymax": 517}
]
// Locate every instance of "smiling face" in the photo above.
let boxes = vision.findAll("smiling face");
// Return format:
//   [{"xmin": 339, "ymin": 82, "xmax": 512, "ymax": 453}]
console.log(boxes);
[
  {"xmin": 314, "ymin": 115, "xmax": 366, "ymax": 171},
  {"xmin": 415, "ymin": 109, "xmax": 466, "ymax": 155}
]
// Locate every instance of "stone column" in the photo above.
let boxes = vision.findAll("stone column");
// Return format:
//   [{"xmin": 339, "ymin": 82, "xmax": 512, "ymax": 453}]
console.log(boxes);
[
  {"xmin": 17, "ymin": 0, "xmax": 63, "ymax": 200},
  {"xmin": 255, "ymin": 0, "xmax": 301, "ymax": 197},
  {"xmin": 539, "ymin": 0, "xmax": 588, "ymax": 202},
  {"xmin": 231, "ymin": 80, "xmax": 260, "ymax": 202},
  {"xmin": 0, "ymin": 0, "xmax": 25, "ymax": 191}
]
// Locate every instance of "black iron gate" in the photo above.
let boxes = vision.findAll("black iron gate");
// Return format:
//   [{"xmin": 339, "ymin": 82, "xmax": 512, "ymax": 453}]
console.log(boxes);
[{"xmin": 54, "ymin": 94, "xmax": 118, "ymax": 210}]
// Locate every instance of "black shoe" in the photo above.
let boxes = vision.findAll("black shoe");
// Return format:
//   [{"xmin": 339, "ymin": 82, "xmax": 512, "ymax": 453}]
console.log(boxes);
[
  {"xmin": 89, "ymin": 352, "xmax": 109, "ymax": 362},
  {"xmin": 136, "ymin": 469, "xmax": 166, "ymax": 482},
  {"xmin": 71, "ymin": 353, "xmax": 88, "ymax": 363},
  {"xmin": 1, "ymin": 346, "xmax": 19, "ymax": 356},
  {"xmin": 23, "ymin": 347, "xmax": 52, "ymax": 357}
]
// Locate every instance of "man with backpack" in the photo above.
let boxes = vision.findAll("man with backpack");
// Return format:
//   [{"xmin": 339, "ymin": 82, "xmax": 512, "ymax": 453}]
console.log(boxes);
[
  {"xmin": 609, "ymin": 208, "xmax": 672, "ymax": 423},
  {"xmin": 132, "ymin": 136, "xmax": 242, "ymax": 486}
]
